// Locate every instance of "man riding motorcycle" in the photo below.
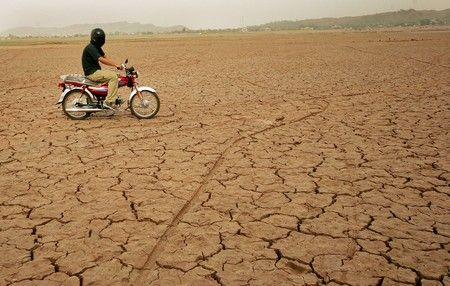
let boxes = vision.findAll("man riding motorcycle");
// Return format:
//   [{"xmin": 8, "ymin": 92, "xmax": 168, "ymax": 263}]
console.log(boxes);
[{"xmin": 82, "ymin": 28, "xmax": 123, "ymax": 110}]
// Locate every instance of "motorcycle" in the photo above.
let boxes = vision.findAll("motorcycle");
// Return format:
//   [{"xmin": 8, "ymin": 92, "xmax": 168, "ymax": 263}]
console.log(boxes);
[{"xmin": 57, "ymin": 59, "xmax": 160, "ymax": 119}]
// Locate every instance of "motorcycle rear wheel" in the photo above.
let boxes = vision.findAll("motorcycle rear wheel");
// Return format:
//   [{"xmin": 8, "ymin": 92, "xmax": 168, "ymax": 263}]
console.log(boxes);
[
  {"xmin": 62, "ymin": 90, "xmax": 93, "ymax": 120},
  {"xmin": 130, "ymin": 90, "xmax": 160, "ymax": 119}
]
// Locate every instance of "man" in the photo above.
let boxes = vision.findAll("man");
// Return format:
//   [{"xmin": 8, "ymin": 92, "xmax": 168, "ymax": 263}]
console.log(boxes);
[{"xmin": 82, "ymin": 28, "xmax": 123, "ymax": 110}]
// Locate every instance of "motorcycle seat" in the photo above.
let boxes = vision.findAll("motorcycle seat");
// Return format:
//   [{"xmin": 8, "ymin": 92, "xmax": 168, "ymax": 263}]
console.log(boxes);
[{"xmin": 60, "ymin": 74, "xmax": 101, "ymax": 86}]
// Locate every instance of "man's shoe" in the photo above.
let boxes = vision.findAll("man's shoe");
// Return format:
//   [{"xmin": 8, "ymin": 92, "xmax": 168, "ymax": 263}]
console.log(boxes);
[
  {"xmin": 115, "ymin": 98, "xmax": 124, "ymax": 105},
  {"xmin": 102, "ymin": 101, "xmax": 116, "ymax": 110}
]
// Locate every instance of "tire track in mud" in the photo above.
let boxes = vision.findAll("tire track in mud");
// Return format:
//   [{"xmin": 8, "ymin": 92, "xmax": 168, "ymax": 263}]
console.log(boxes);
[
  {"xmin": 0, "ymin": 50, "xmax": 23, "ymax": 86},
  {"xmin": 7, "ymin": 84, "xmax": 41, "ymax": 92},
  {"xmin": 0, "ymin": 49, "xmax": 23, "ymax": 65},
  {"xmin": 430, "ymin": 48, "xmax": 450, "ymax": 67},
  {"xmin": 345, "ymin": 46, "xmax": 450, "ymax": 69},
  {"xmin": 133, "ymin": 100, "xmax": 330, "ymax": 284},
  {"xmin": 404, "ymin": 55, "xmax": 450, "ymax": 69},
  {"xmin": 0, "ymin": 51, "xmax": 10, "ymax": 63},
  {"xmin": 2, "ymin": 85, "xmax": 42, "ymax": 110}
]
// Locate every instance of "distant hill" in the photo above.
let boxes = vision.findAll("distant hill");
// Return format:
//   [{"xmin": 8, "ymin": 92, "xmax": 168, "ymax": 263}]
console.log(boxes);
[
  {"xmin": 1, "ymin": 22, "xmax": 187, "ymax": 37},
  {"xmin": 248, "ymin": 9, "xmax": 450, "ymax": 31},
  {"xmin": 3, "ymin": 9, "xmax": 450, "ymax": 37}
]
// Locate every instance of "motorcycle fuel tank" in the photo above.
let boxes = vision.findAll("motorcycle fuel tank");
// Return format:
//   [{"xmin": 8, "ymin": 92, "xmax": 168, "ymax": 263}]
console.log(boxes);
[{"xmin": 118, "ymin": 76, "xmax": 128, "ymax": 87}]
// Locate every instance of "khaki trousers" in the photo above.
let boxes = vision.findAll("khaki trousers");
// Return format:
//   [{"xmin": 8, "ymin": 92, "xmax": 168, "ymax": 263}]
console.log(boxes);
[{"xmin": 87, "ymin": 70, "xmax": 119, "ymax": 104}]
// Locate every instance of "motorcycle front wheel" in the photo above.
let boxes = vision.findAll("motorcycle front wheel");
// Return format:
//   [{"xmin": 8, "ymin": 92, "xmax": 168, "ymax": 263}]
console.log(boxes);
[
  {"xmin": 62, "ymin": 90, "xmax": 92, "ymax": 120},
  {"xmin": 129, "ymin": 90, "xmax": 160, "ymax": 119}
]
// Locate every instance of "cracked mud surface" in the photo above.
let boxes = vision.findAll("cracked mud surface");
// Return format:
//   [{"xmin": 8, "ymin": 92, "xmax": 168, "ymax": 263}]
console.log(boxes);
[{"xmin": 1, "ymin": 30, "xmax": 449, "ymax": 285}]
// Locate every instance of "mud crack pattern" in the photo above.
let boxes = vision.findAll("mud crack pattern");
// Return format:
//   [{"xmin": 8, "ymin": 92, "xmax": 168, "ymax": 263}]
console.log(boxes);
[{"xmin": 0, "ymin": 31, "xmax": 449, "ymax": 285}]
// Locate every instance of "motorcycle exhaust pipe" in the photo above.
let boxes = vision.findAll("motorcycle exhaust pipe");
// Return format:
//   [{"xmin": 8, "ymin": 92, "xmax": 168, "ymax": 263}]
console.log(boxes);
[{"xmin": 65, "ymin": 108, "xmax": 104, "ymax": 112}]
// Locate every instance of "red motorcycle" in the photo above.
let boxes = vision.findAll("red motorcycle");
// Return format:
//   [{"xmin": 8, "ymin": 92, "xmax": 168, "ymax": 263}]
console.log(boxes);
[{"xmin": 57, "ymin": 59, "xmax": 160, "ymax": 119}]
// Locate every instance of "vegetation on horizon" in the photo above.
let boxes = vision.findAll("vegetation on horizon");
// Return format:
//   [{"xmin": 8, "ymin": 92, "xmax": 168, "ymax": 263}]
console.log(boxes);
[
  {"xmin": 247, "ymin": 9, "xmax": 450, "ymax": 31},
  {"xmin": 1, "ymin": 8, "xmax": 449, "ymax": 39}
]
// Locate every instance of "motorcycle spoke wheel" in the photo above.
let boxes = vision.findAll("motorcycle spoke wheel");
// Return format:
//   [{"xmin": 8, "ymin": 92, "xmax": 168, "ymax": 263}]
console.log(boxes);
[
  {"xmin": 130, "ymin": 90, "xmax": 160, "ymax": 119},
  {"xmin": 62, "ymin": 90, "xmax": 92, "ymax": 120}
]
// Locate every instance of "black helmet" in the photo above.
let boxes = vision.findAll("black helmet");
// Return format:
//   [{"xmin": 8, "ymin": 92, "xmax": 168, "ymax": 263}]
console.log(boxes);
[{"xmin": 90, "ymin": 28, "xmax": 105, "ymax": 47}]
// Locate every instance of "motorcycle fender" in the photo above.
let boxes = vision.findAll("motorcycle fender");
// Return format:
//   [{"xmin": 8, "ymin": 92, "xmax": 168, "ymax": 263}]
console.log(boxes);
[
  {"xmin": 57, "ymin": 87, "xmax": 95, "ymax": 104},
  {"xmin": 128, "ymin": 86, "xmax": 157, "ymax": 105}
]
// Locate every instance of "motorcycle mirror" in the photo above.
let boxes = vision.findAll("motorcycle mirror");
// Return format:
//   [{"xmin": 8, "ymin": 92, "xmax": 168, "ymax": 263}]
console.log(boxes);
[{"xmin": 125, "ymin": 59, "xmax": 128, "ymax": 64}]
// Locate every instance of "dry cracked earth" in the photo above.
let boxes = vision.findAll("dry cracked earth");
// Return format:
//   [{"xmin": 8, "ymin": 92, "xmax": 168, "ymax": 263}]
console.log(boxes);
[{"xmin": 0, "ymin": 30, "xmax": 449, "ymax": 285}]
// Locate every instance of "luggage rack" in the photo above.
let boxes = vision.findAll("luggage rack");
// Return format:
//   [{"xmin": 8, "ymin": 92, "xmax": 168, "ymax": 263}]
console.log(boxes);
[{"xmin": 60, "ymin": 74, "xmax": 99, "ymax": 86}]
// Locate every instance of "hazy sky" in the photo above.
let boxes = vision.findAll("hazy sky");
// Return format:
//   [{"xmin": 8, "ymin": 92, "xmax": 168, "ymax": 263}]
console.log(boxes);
[{"xmin": 1, "ymin": 0, "xmax": 449, "ymax": 31}]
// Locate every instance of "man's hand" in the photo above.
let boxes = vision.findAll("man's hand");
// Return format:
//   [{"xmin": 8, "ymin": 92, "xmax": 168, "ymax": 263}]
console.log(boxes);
[{"xmin": 99, "ymin": 56, "xmax": 122, "ymax": 70}]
